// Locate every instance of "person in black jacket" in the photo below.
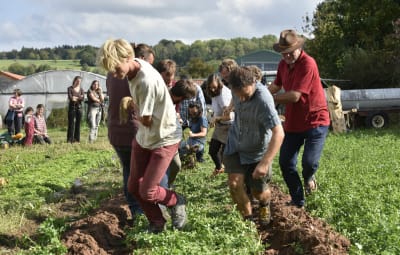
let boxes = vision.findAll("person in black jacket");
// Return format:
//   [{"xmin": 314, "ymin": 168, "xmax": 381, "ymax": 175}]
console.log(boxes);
[{"xmin": 67, "ymin": 76, "xmax": 84, "ymax": 143}]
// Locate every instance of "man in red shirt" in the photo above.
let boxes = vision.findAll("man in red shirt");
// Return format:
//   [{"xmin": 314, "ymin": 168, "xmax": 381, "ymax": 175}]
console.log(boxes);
[{"xmin": 269, "ymin": 29, "xmax": 330, "ymax": 208}]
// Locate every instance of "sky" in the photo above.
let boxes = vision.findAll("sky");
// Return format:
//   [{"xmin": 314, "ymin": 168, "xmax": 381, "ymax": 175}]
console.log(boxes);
[{"xmin": 0, "ymin": 0, "xmax": 322, "ymax": 51}]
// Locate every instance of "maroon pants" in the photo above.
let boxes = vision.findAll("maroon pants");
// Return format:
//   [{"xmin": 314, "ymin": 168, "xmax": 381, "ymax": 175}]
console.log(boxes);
[{"xmin": 128, "ymin": 139, "xmax": 179, "ymax": 226}]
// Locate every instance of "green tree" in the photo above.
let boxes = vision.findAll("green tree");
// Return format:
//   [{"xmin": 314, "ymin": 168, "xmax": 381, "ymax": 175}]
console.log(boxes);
[
  {"xmin": 77, "ymin": 46, "xmax": 97, "ymax": 66},
  {"xmin": 182, "ymin": 58, "xmax": 214, "ymax": 79},
  {"xmin": 39, "ymin": 49, "xmax": 50, "ymax": 60},
  {"xmin": 220, "ymin": 42, "xmax": 236, "ymax": 59},
  {"xmin": 7, "ymin": 50, "xmax": 19, "ymax": 59},
  {"xmin": 153, "ymin": 39, "xmax": 181, "ymax": 63},
  {"xmin": 169, "ymin": 40, "xmax": 190, "ymax": 66},
  {"xmin": 188, "ymin": 40, "xmax": 209, "ymax": 60},
  {"xmin": 307, "ymin": 0, "xmax": 400, "ymax": 88},
  {"xmin": 256, "ymin": 35, "xmax": 277, "ymax": 50},
  {"xmin": 208, "ymin": 39, "xmax": 226, "ymax": 59}
]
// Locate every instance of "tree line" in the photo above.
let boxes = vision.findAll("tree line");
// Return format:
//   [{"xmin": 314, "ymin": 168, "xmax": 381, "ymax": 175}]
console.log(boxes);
[
  {"xmin": 0, "ymin": 35, "xmax": 277, "ymax": 78},
  {"xmin": 1, "ymin": 0, "xmax": 399, "ymax": 89}
]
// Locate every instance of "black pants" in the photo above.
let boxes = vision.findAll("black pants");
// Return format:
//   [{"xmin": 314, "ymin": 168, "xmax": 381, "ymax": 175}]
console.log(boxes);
[
  {"xmin": 208, "ymin": 138, "xmax": 225, "ymax": 170},
  {"xmin": 67, "ymin": 105, "xmax": 82, "ymax": 143}
]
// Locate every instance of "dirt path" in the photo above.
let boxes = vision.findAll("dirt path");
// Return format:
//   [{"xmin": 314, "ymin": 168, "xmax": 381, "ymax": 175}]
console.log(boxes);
[{"xmin": 62, "ymin": 185, "xmax": 350, "ymax": 255}]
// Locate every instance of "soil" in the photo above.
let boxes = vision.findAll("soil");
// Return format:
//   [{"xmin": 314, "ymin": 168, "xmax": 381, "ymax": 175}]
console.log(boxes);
[{"xmin": 61, "ymin": 184, "xmax": 351, "ymax": 255}]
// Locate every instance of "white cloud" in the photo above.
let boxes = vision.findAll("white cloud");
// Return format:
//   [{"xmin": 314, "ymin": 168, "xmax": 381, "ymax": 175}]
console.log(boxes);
[{"xmin": 0, "ymin": 0, "xmax": 322, "ymax": 51}]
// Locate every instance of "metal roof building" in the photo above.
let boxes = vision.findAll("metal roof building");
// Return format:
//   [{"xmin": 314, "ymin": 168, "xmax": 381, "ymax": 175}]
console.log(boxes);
[{"xmin": 236, "ymin": 49, "xmax": 281, "ymax": 71}]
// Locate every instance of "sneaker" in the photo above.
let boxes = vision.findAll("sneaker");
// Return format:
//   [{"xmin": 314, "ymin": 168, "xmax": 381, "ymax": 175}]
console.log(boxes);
[
  {"xmin": 170, "ymin": 194, "xmax": 187, "ymax": 230},
  {"xmin": 259, "ymin": 203, "xmax": 271, "ymax": 226},
  {"xmin": 147, "ymin": 222, "xmax": 166, "ymax": 234}
]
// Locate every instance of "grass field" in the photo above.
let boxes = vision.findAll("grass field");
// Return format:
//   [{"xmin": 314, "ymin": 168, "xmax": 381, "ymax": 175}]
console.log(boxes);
[
  {"xmin": 0, "ymin": 59, "xmax": 82, "ymax": 72},
  {"xmin": 0, "ymin": 126, "xmax": 400, "ymax": 254}
]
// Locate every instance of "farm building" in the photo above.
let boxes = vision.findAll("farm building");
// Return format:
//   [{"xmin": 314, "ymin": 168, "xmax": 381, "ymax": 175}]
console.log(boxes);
[
  {"xmin": 0, "ymin": 70, "xmax": 106, "ymax": 119},
  {"xmin": 236, "ymin": 49, "xmax": 281, "ymax": 71}
]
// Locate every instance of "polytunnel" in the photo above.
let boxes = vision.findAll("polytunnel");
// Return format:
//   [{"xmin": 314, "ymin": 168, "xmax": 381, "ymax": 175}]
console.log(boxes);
[{"xmin": 0, "ymin": 70, "xmax": 106, "ymax": 119}]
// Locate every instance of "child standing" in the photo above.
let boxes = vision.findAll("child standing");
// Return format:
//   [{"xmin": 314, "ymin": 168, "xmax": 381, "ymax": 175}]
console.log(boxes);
[{"xmin": 24, "ymin": 107, "xmax": 34, "ymax": 146}]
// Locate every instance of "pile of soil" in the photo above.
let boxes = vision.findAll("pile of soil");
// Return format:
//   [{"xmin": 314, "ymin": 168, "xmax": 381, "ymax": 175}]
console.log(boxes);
[
  {"xmin": 257, "ymin": 185, "xmax": 350, "ymax": 255},
  {"xmin": 62, "ymin": 184, "xmax": 351, "ymax": 255}
]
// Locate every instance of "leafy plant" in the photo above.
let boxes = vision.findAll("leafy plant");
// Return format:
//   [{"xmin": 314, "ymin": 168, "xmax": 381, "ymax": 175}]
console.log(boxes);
[
  {"xmin": 125, "ymin": 161, "xmax": 264, "ymax": 255},
  {"xmin": 19, "ymin": 218, "xmax": 67, "ymax": 255}
]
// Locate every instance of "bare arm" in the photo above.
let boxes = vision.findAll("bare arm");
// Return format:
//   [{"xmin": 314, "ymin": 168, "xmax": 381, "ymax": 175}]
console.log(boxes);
[
  {"xmin": 213, "ymin": 110, "xmax": 233, "ymax": 123},
  {"xmin": 189, "ymin": 126, "xmax": 207, "ymax": 138},
  {"xmin": 252, "ymin": 124, "xmax": 285, "ymax": 179},
  {"xmin": 223, "ymin": 99, "xmax": 234, "ymax": 115},
  {"xmin": 268, "ymin": 83, "xmax": 282, "ymax": 95},
  {"xmin": 273, "ymin": 90, "xmax": 301, "ymax": 104},
  {"xmin": 269, "ymin": 83, "xmax": 302, "ymax": 104}
]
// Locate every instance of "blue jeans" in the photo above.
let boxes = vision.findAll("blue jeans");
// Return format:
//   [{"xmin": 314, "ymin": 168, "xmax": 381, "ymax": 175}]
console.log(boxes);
[
  {"xmin": 279, "ymin": 125, "xmax": 329, "ymax": 206},
  {"xmin": 7, "ymin": 114, "xmax": 22, "ymax": 135},
  {"xmin": 179, "ymin": 140, "xmax": 205, "ymax": 162},
  {"xmin": 114, "ymin": 146, "xmax": 143, "ymax": 215}
]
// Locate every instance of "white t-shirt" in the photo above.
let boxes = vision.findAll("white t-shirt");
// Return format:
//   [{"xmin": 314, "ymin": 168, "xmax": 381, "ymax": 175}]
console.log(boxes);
[
  {"xmin": 212, "ymin": 85, "xmax": 234, "ymax": 125},
  {"xmin": 128, "ymin": 58, "xmax": 181, "ymax": 149}
]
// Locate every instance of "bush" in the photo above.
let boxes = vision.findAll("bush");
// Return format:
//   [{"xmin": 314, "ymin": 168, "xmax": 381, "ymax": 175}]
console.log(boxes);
[{"xmin": 46, "ymin": 107, "xmax": 68, "ymax": 128}]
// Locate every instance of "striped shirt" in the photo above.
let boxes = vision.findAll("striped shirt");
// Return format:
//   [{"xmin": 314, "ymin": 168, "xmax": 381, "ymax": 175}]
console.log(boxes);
[{"xmin": 33, "ymin": 114, "xmax": 48, "ymax": 137}]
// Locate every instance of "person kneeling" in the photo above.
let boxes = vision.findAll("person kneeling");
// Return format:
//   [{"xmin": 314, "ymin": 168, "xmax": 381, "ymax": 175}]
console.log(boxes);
[
  {"xmin": 33, "ymin": 104, "xmax": 52, "ymax": 145},
  {"xmin": 179, "ymin": 103, "xmax": 208, "ymax": 163}
]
